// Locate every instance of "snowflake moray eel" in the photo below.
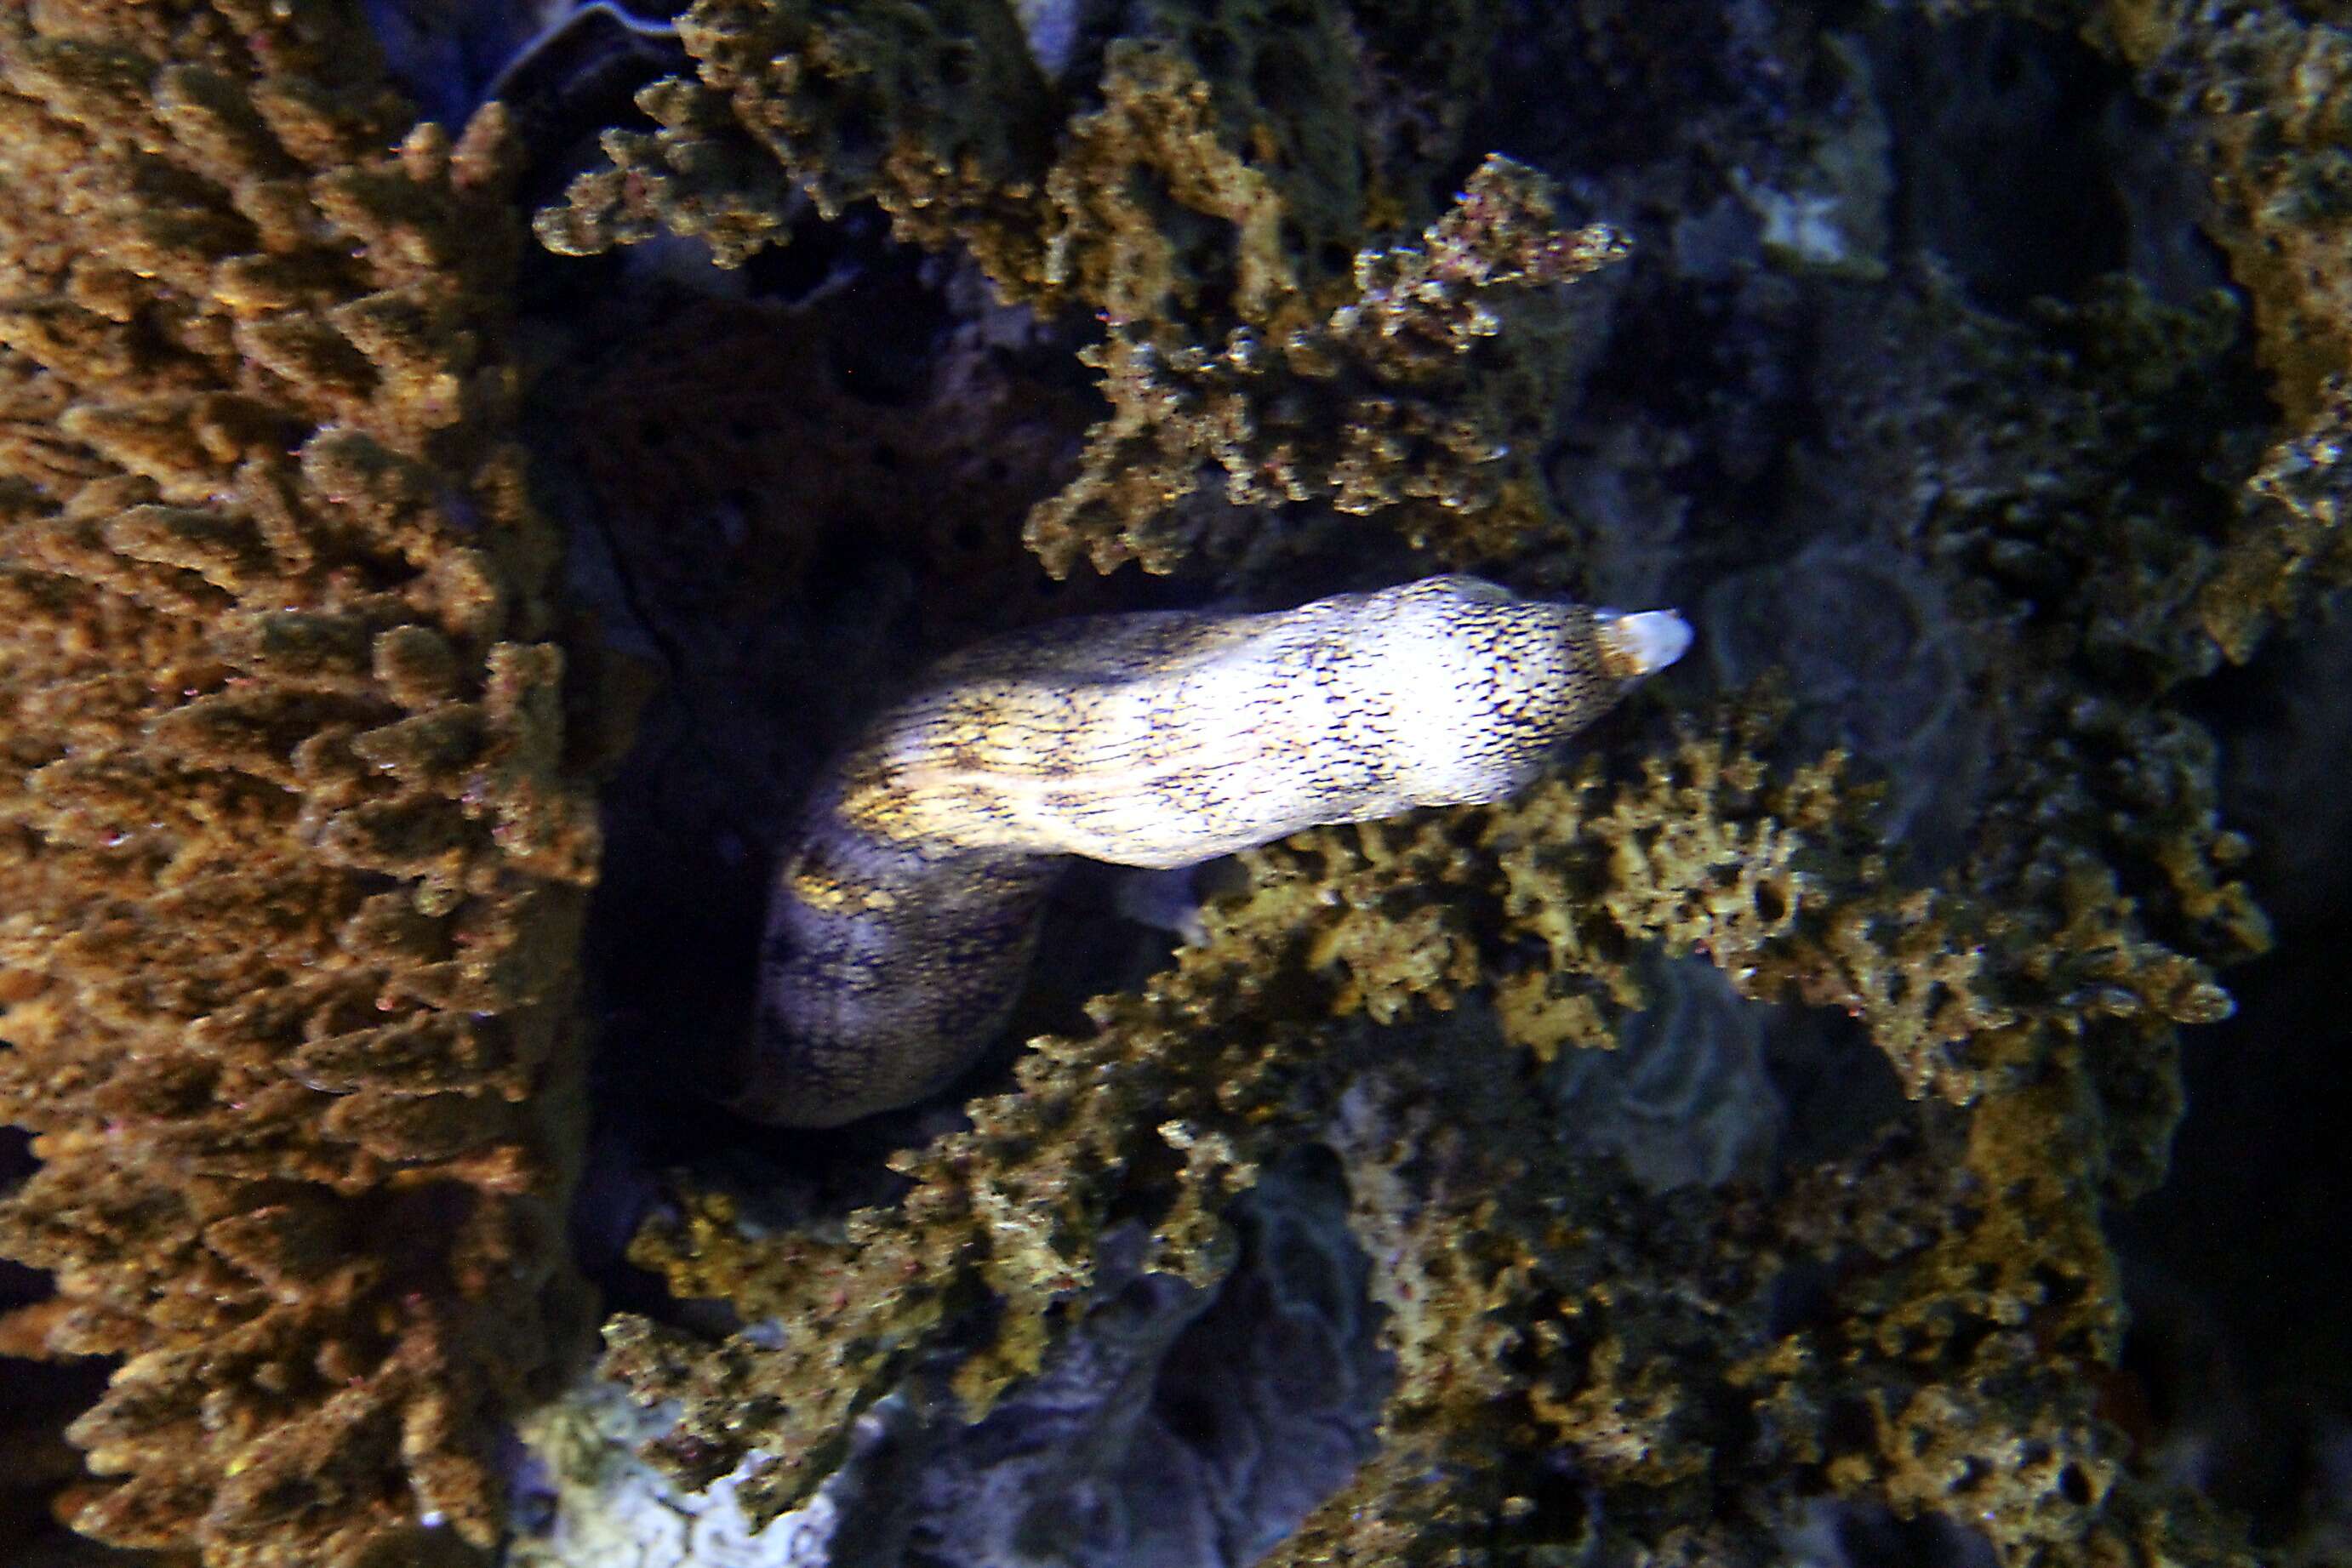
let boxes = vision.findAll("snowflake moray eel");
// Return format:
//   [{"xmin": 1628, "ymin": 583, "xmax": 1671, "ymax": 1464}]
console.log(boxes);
[{"xmin": 741, "ymin": 575, "xmax": 1693, "ymax": 1126}]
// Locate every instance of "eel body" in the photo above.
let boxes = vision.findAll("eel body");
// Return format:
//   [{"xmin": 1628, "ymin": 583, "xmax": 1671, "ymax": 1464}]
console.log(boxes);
[{"xmin": 744, "ymin": 575, "xmax": 1691, "ymax": 1126}]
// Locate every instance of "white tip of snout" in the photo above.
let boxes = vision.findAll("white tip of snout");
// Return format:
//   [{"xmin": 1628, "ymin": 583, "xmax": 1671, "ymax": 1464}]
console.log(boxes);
[{"xmin": 1596, "ymin": 608, "xmax": 1693, "ymax": 678}]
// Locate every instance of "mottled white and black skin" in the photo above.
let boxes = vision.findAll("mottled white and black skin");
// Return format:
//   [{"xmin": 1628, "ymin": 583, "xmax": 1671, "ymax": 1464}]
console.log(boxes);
[{"xmin": 743, "ymin": 575, "xmax": 1691, "ymax": 1126}]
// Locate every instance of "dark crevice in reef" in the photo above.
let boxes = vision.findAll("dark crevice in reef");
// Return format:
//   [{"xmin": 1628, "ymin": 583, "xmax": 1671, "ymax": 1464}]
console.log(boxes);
[
  {"xmin": 0, "ymin": 1127, "xmax": 116, "ymax": 1562},
  {"xmin": 517, "ymin": 205, "xmax": 1187, "ymax": 1283},
  {"xmin": 2115, "ymin": 627, "xmax": 2352, "ymax": 1545},
  {"xmin": 1869, "ymin": 10, "xmax": 2224, "ymax": 313}
]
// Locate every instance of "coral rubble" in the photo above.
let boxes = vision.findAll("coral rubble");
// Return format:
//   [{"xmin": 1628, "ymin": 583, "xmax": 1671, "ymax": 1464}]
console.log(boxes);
[{"xmin": 0, "ymin": 3, "xmax": 604, "ymax": 1563}]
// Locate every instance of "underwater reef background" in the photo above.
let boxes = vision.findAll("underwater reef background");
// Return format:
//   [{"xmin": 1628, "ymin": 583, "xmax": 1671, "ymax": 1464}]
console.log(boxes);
[{"xmin": 1, "ymin": 0, "xmax": 2349, "ymax": 1565}]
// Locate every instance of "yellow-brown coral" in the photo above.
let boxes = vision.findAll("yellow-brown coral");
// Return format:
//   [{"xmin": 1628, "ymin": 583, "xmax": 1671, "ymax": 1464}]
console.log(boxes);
[
  {"xmin": 1022, "ymin": 152, "xmax": 1628, "ymax": 578},
  {"xmin": 2101, "ymin": 0, "xmax": 2352, "ymax": 425},
  {"xmin": 602, "ymin": 688, "xmax": 2249, "ymax": 1561},
  {"xmin": 0, "ymin": 3, "xmax": 602, "ymax": 1563},
  {"xmin": 537, "ymin": 0, "xmax": 1613, "ymax": 578}
]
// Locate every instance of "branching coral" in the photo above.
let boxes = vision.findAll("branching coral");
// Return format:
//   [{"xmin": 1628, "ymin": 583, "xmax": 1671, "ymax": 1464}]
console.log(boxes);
[
  {"xmin": 534, "ymin": 0, "xmax": 1056, "ymax": 274},
  {"xmin": 494, "ymin": 5, "xmax": 2330, "ymax": 1561},
  {"xmin": 1024, "ymin": 155, "xmax": 1628, "ymax": 577},
  {"xmin": 2084, "ymin": 3, "xmax": 2352, "ymax": 659},
  {"xmin": 585, "ymin": 687, "xmax": 2246, "ymax": 1562},
  {"xmin": 0, "ymin": 0, "xmax": 2326, "ymax": 1563},
  {"xmin": 536, "ymin": 0, "xmax": 1498, "ymax": 300},
  {"xmin": 2200, "ymin": 373, "xmax": 2352, "ymax": 665},
  {"xmin": 0, "ymin": 3, "xmax": 605, "ymax": 1562},
  {"xmin": 1267, "ymin": 1058, "xmax": 2257, "ymax": 1568},
  {"xmin": 2100, "ymin": 0, "xmax": 2352, "ymax": 425},
  {"xmin": 535, "ymin": 0, "xmax": 1622, "ymax": 577}
]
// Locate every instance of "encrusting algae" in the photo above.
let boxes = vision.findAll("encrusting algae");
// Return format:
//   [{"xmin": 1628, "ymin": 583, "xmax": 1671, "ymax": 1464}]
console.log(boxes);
[{"xmin": 0, "ymin": 3, "xmax": 606, "ymax": 1563}]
